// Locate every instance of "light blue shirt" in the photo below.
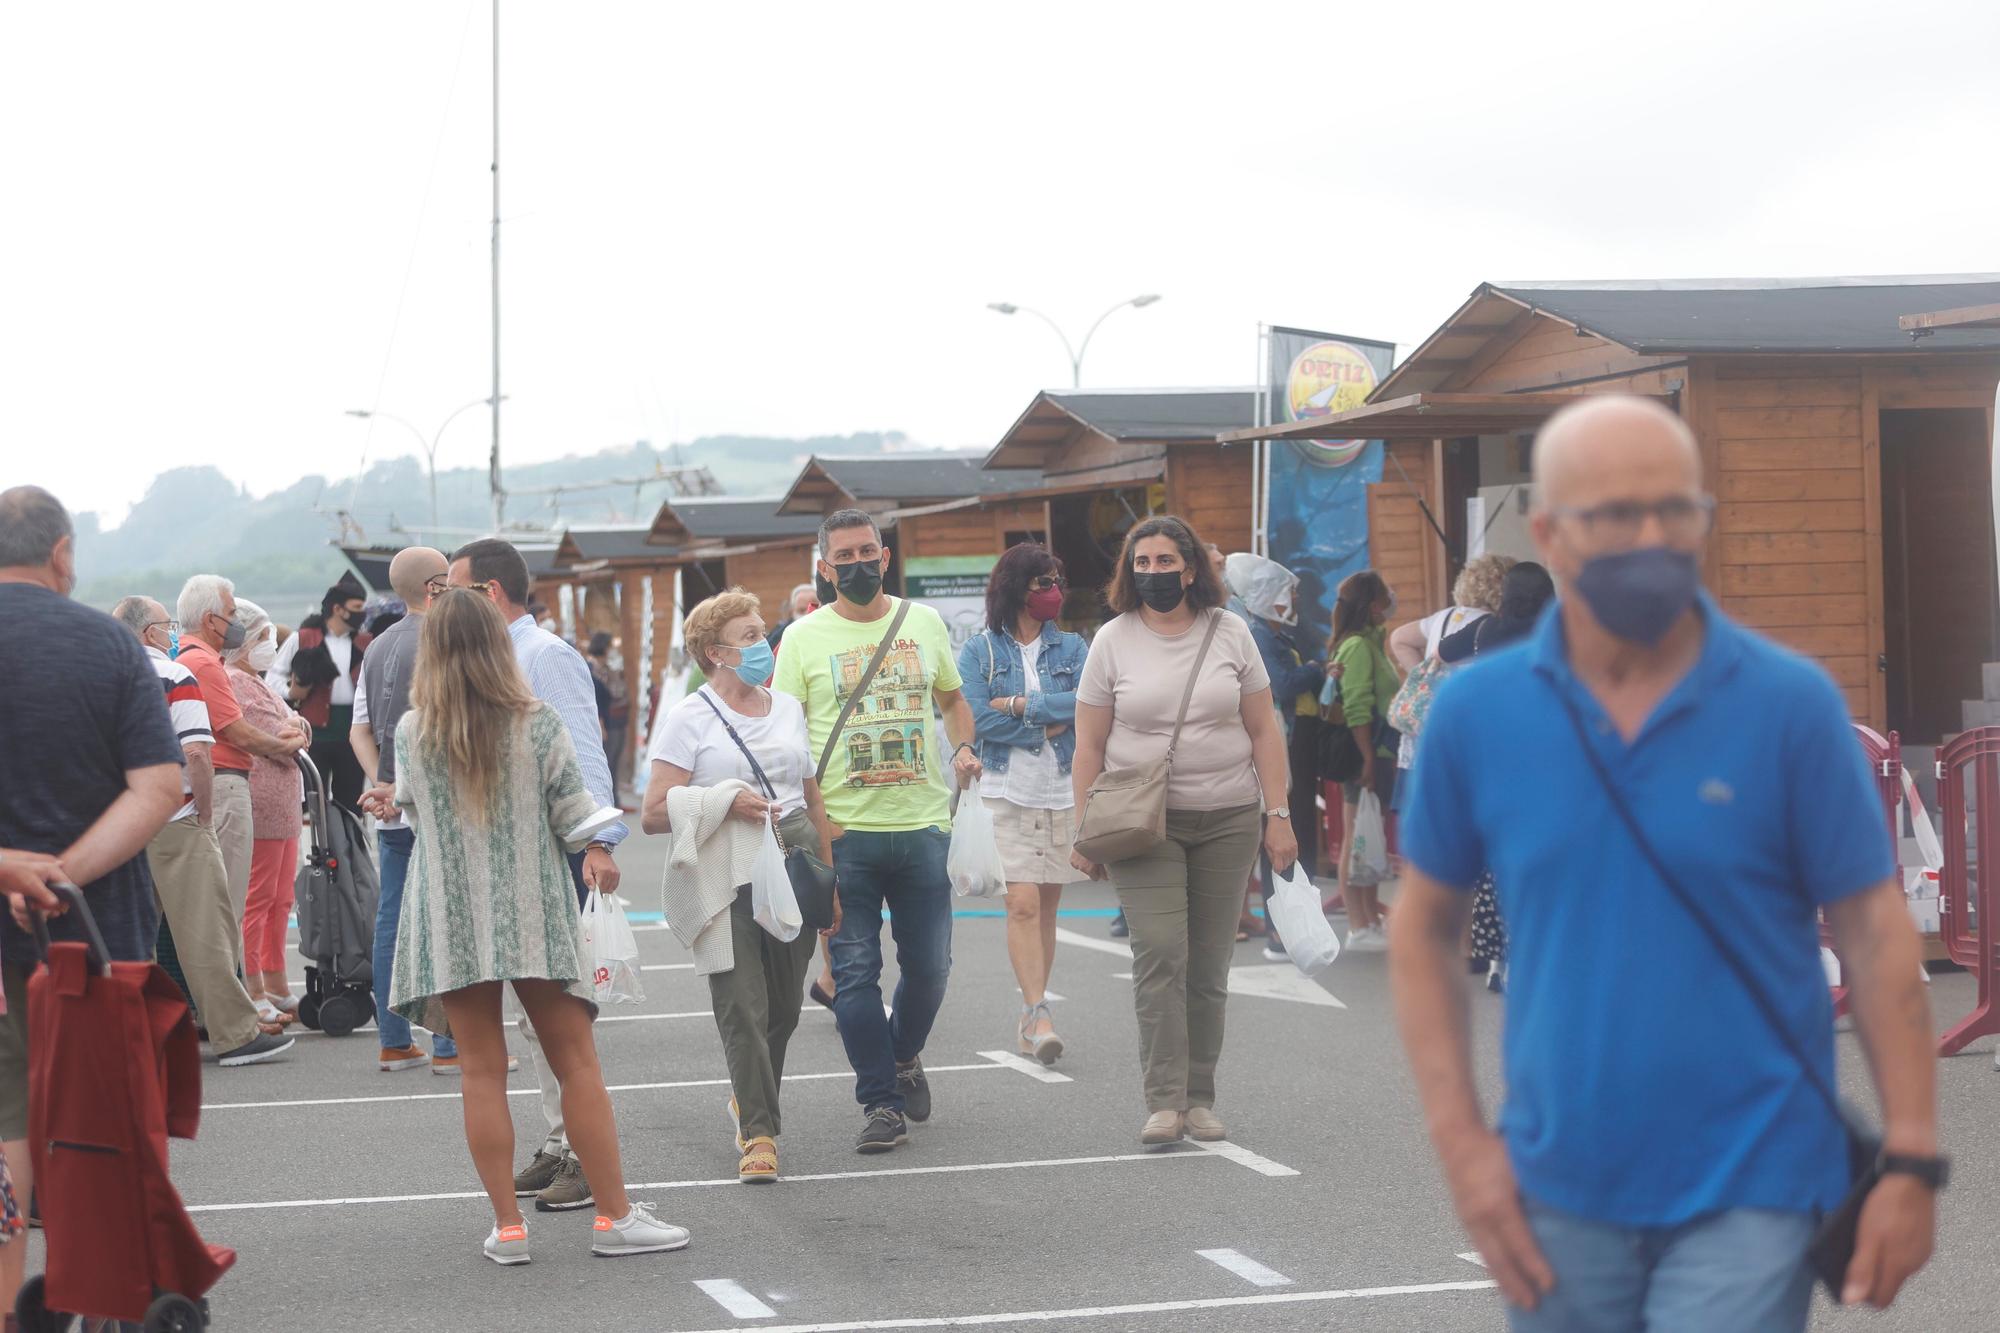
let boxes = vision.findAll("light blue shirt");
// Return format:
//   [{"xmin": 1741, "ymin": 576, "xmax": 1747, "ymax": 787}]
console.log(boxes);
[{"xmin": 508, "ymin": 614, "xmax": 627, "ymax": 848}]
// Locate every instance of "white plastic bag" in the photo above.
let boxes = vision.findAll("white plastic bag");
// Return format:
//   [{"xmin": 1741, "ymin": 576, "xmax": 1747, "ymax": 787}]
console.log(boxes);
[
  {"xmin": 947, "ymin": 782, "xmax": 1008, "ymax": 899},
  {"xmin": 1267, "ymin": 860, "xmax": 1341, "ymax": 975},
  {"xmin": 579, "ymin": 892, "xmax": 643, "ymax": 1005},
  {"xmin": 751, "ymin": 816, "xmax": 803, "ymax": 942},
  {"xmin": 1349, "ymin": 790, "xmax": 1390, "ymax": 883}
]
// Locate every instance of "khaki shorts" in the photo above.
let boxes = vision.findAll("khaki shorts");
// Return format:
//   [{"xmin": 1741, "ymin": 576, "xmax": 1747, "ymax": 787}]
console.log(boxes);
[
  {"xmin": 983, "ymin": 796, "xmax": 1085, "ymax": 886},
  {"xmin": 0, "ymin": 964, "xmax": 29, "ymax": 1140}
]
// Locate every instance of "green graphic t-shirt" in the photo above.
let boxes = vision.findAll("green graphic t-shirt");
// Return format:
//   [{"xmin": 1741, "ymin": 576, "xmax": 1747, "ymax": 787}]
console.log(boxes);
[{"xmin": 771, "ymin": 598, "xmax": 964, "ymax": 832}]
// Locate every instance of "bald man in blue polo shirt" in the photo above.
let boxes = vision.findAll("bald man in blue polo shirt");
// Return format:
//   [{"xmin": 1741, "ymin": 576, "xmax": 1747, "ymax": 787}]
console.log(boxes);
[{"xmin": 1392, "ymin": 397, "xmax": 1938, "ymax": 1331}]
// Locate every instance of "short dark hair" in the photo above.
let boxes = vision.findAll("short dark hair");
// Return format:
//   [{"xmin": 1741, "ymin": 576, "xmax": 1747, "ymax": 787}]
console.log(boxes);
[
  {"xmin": 1105, "ymin": 515, "xmax": 1226, "ymax": 616},
  {"xmin": 984, "ymin": 542, "xmax": 1061, "ymax": 634},
  {"xmin": 0, "ymin": 485, "xmax": 73, "ymax": 569},
  {"xmin": 451, "ymin": 537, "xmax": 532, "ymax": 607},
  {"xmin": 588, "ymin": 630, "xmax": 612, "ymax": 657},
  {"xmin": 817, "ymin": 508, "xmax": 881, "ymax": 559}
]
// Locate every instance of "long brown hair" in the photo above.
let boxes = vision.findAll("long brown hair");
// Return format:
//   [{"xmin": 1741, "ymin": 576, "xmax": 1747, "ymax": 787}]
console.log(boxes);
[
  {"xmin": 409, "ymin": 588, "xmax": 538, "ymax": 822},
  {"xmin": 1328, "ymin": 569, "xmax": 1390, "ymax": 654},
  {"xmin": 1104, "ymin": 515, "xmax": 1227, "ymax": 616}
]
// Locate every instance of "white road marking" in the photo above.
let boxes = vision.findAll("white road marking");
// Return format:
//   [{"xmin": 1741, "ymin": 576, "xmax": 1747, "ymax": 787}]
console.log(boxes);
[
  {"xmin": 186, "ymin": 1145, "xmax": 1223, "ymax": 1213},
  {"xmin": 695, "ymin": 1279, "xmax": 777, "ymax": 1319},
  {"xmin": 1192, "ymin": 1138, "xmax": 1300, "ymax": 1178},
  {"xmin": 288, "ymin": 1006, "xmax": 836, "ymax": 1038},
  {"xmin": 1058, "ymin": 928, "xmax": 1341, "ymax": 1007},
  {"xmin": 975, "ymin": 1050, "xmax": 1073, "ymax": 1084},
  {"xmin": 1196, "ymin": 1248, "xmax": 1293, "ymax": 1288},
  {"xmin": 203, "ymin": 1062, "xmax": 1002, "ymax": 1111},
  {"xmin": 1457, "ymin": 1252, "xmax": 1487, "ymax": 1269},
  {"xmin": 1054, "ymin": 926, "xmax": 1131, "ymax": 958},
  {"xmin": 659, "ymin": 1279, "xmax": 1498, "ymax": 1332}
]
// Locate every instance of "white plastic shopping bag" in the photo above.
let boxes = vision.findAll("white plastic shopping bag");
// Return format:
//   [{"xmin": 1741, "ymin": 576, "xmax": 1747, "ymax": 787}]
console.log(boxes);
[
  {"xmin": 1350, "ymin": 790, "xmax": 1390, "ymax": 883},
  {"xmin": 579, "ymin": 892, "xmax": 643, "ymax": 1005},
  {"xmin": 1267, "ymin": 860, "xmax": 1340, "ymax": 975},
  {"xmin": 947, "ymin": 781, "xmax": 1008, "ymax": 899},
  {"xmin": 751, "ymin": 816, "xmax": 803, "ymax": 942}
]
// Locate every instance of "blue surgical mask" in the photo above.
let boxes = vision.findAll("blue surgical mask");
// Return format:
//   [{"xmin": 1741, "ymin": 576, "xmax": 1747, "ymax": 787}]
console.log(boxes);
[
  {"xmin": 726, "ymin": 638, "xmax": 775, "ymax": 688},
  {"xmin": 166, "ymin": 626, "xmax": 180, "ymax": 659},
  {"xmin": 1572, "ymin": 547, "xmax": 1699, "ymax": 645}
]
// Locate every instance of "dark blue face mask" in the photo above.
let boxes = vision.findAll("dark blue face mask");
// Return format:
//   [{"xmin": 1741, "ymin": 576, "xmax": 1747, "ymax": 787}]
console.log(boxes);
[{"xmin": 1572, "ymin": 547, "xmax": 1699, "ymax": 646}]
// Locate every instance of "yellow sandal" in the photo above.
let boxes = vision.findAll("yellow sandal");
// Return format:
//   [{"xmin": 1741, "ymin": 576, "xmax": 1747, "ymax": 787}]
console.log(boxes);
[{"xmin": 738, "ymin": 1136, "xmax": 778, "ymax": 1184}]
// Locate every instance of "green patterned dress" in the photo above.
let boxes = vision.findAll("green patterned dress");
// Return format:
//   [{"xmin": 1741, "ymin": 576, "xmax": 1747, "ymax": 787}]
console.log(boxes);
[{"xmin": 388, "ymin": 702, "xmax": 601, "ymax": 1035}]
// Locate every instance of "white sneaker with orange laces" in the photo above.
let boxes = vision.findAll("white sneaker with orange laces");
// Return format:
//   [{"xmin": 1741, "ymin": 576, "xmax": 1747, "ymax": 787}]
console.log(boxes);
[
  {"xmin": 590, "ymin": 1203, "xmax": 690, "ymax": 1257},
  {"xmin": 484, "ymin": 1222, "xmax": 530, "ymax": 1266}
]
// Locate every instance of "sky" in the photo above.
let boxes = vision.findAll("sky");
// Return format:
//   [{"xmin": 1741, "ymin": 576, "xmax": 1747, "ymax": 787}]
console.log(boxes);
[{"xmin": 5, "ymin": 1, "xmax": 1998, "ymax": 527}]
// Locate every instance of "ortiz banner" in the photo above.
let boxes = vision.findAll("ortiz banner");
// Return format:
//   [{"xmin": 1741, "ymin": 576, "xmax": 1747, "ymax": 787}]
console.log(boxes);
[{"xmin": 1263, "ymin": 327, "xmax": 1398, "ymax": 653}]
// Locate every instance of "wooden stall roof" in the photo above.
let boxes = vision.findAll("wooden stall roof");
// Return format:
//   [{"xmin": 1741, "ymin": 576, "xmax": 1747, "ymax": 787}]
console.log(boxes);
[
  {"xmin": 341, "ymin": 542, "xmax": 561, "ymax": 590},
  {"xmin": 1219, "ymin": 391, "xmax": 1611, "ymax": 444},
  {"xmin": 1383, "ymin": 276, "xmax": 2000, "ymax": 399},
  {"xmin": 776, "ymin": 451, "xmax": 1046, "ymax": 516},
  {"xmin": 553, "ymin": 524, "xmax": 680, "ymax": 571},
  {"xmin": 1901, "ymin": 302, "xmax": 2000, "ymax": 335},
  {"xmin": 983, "ymin": 387, "xmax": 1258, "ymax": 471},
  {"xmin": 645, "ymin": 495, "xmax": 822, "ymax": 549}
]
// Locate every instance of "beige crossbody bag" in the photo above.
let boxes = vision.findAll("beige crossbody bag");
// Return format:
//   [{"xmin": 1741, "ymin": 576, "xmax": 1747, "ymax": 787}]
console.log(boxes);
[{"xmin": 1072, "ymin": 609, "xmax": 1223, "ymax": 863}]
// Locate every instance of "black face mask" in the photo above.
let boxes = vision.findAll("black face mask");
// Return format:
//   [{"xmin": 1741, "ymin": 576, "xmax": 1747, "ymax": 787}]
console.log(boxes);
[
  {"xmin": 814, "ymin": 572, "xmax": 837, "ymax": 607},
  {"xmin": 1134, "ymin": 570, "xmax": 1187, "ymax": 613},
  {"xmin": 831, "ymin": 559, "xmax": 883, "ymax": 606}
]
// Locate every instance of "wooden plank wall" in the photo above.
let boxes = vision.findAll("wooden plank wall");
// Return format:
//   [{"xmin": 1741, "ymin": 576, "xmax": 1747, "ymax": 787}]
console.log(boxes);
[
  {"xmin": 1166, "ymin": 445, "xmax": 1255, "ymax": 555},
  {"xmin": 1368, "ymin": 441, "xmax": 1445, "ymax": 632},
  {"xmin": 1452, "ymin": 319, "xmax": 1680, "ymax": 394},
  {"xmin": 897, "ymin": 500, "xmax": 1051, "ymax": 561},
  {"xmin": 724, "ymin": 541, "xmax": 813, "ymax": 621}
]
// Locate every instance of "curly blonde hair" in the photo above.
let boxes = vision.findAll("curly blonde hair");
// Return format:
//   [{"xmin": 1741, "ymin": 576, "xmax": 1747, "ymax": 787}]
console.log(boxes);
[
  {"xmin": 685, "ymin": 588, "xmax": 763, "ymax": 672},
  {"xmin": 1452, "ymin": 555, "xmax": 1516, "ymax": 613}
]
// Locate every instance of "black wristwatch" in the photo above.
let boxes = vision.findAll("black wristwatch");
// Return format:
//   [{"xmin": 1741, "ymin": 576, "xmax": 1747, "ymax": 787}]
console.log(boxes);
[{"xmin": 1878, "ymin": 1151, "xmax": 1950, "ymax": 1190}]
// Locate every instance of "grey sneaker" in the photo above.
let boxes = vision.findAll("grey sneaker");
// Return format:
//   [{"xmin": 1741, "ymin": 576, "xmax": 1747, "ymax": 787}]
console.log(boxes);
[
  {"xmin": 534, "ymin": 1152, "xmax": 594, "ymax": 1212},
  {"xmin": 856, "ymin": 1105, "xmax": 908, "ymax": 1154},
  {"xmin": 483, "ymin": 1221, "xmax": 530, "ymax": 1266},
  {"xmin": 512, "ymin": 1148, "xmax": 564, "ymax": 1198},
  {"xmin": 895, "ymin": 1057, "xmax": 931, "ymax": 1123},
  {"xmin": 218, "ymin": 1032, "xmax": 295, "ymax": 1067},
  {"xmin": 590, "ymin": 1201, "xmax": 690, "ymax": 1257}
]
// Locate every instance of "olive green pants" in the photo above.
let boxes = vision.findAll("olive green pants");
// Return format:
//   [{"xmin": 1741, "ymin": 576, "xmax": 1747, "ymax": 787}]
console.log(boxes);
[
  {"xmin": 1107, "ymin": 802, "xmax": 1262, "ymax": 1113},
  {"xmin": 706, "ymin": 809, "xmax": 820, "ymax": 1141}
]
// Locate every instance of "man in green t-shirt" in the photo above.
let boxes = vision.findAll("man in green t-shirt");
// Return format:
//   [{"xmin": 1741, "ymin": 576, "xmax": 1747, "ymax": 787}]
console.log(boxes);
[{"xmin": 772, "ymin": 508, "xmax": 981, "ymax": 1154}]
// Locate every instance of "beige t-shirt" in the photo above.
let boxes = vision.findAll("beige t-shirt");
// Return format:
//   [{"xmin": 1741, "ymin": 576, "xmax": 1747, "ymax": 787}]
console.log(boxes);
[{"xmin": 1078, "ymin": 608, "xmax": 1271, "ymax": 811}]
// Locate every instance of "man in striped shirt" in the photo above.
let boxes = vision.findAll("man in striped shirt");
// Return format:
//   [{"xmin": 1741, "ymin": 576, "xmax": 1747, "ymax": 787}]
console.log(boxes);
[{"xmin": 112, "ymin": 597, "xmax": 292, "ymax": 1068}]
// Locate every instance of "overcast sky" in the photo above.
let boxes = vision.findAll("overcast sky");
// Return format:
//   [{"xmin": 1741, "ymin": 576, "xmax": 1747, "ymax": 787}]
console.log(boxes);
[{"xmin": 5, "ymin": 1, "xmax": 1997, "ymax": 527}]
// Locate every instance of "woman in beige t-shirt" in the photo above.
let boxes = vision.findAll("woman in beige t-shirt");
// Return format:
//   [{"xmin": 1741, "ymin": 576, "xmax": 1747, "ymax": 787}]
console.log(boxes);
[{"xmin": 1072, "ymin": 516, "xmax": 1296, "ymax": 1149}]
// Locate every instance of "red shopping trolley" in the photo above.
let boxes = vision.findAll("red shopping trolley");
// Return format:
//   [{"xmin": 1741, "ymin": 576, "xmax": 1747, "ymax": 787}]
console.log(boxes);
[{"xmin": 14, "ymin": 883, "xmax": 234, "ymax": 1332}]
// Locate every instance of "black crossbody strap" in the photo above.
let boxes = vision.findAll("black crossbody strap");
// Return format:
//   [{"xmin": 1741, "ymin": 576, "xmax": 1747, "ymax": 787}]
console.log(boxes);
[
  {"xmin": 1548, "ymin": 680, "xmax": 1848, "ymax": 1126},
  {"xmin": 695, "ymin": 688, "xmax": 778, "ymax": 801},
  {"xmin": 815, "ymin": 597, "xmax": 912, "ymax": 784}
]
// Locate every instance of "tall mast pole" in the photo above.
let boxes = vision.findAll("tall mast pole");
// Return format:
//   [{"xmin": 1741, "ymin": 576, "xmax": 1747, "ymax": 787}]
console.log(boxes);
[{"xmin": 487, "ymin": 0, "xmax": 505, "ymax": 532}]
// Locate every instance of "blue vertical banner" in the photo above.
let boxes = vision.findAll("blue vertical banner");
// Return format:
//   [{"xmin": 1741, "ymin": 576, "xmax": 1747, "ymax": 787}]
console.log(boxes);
[{"xmin": 1263, "ymin": 328, "xmax": 1398, "ymax": 654}]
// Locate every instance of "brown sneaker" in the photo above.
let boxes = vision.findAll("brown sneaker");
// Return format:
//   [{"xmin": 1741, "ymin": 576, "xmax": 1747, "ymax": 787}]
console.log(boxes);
[
  {"xmin": 379, "ymin": 1045, "xmax": 429, "ymax": 1072},
  {"xmin": 534, "ymin": 1151, "xmax": 594, "ymax": 1212},
  {"xmin": 1140, "ymin": 1110, "xmax": 1184, "ymax": 1147},
  {"xmin": 1184, "ymin": 1106, "xmax": 1227, "ymax": 1142}
]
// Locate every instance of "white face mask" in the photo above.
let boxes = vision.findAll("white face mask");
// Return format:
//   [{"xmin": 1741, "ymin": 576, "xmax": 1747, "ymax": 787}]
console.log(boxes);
[{"xmin": 246, "ymin": 637, "xmax": 278, "ymax": 673}]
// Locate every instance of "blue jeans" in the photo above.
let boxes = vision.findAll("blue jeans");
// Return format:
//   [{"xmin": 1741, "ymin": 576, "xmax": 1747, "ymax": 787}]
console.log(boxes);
[
  {"xmin": 830, "ymin": 827, "xmax": 953, "ymax": 1111},
  {"xmin": 374, "ymin": 827, "xmax": 456, "ymax": 1058},
  {"xmin": 1508, "ymin": 1200, "xmax": 1814, "ymax": 1333}
]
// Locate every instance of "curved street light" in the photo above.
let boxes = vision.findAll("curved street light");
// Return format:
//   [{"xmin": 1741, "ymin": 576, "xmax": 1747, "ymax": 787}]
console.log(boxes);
[
  {"xmin": 345, "ymin": 395, "xmax": 505, "ymax": 529},
  {"xmin": 987, "ymin": 294, "xmax": 1161, "ymax": 387}
]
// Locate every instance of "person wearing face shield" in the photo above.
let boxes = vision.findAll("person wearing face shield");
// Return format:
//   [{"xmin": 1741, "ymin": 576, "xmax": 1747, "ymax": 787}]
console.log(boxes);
[{"xmin": 1391, "ymin": 397, "xmax": 1939, "ymax": 1329}]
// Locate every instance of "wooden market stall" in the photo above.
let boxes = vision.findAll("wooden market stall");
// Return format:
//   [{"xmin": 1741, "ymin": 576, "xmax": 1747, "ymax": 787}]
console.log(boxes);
[
  {"xmin": 643, "ymin": 495, "xmax": 823, "ymax": 616},
  {"xmin": 1225, "ymin": 275, "xmax": 2000, "ymax": 741},
  {"xmin": 550, "ymin": 524, "xmax": 684, "ymax": 761}
]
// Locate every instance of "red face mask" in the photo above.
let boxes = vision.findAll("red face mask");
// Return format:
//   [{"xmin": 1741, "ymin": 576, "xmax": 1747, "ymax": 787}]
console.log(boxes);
[{"xmin": 1025, "ymin": 586, "xmax": 1065, "ymax": 622}]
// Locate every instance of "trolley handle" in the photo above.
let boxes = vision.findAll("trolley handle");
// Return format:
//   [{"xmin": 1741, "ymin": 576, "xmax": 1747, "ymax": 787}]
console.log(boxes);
[{"xmin": 30, "ymin": 881, "xmax": 113, "ymax": 978}]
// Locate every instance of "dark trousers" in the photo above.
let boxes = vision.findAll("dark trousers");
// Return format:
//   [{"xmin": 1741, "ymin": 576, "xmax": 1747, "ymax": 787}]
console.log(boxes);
[
  {"xmin": 1286, "ymin": 719, "xmax": 1322, "ymax": 878},
  {"xmin": 829, "ymin": 827, "xmax": 953, "ymax": 1111},
  {"xmin": 311, "ymin": 704, "xmax": 366, "ymax": 814}
]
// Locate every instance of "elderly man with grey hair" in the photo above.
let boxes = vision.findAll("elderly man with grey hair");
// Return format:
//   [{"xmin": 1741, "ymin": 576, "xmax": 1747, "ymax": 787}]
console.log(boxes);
[
  {"xmin": 173, "ymin": 572, "xmax": 309, "ymax": 960},
  {"xmin": 110, "ymin": 595, "xmax": 292, "ymax": 1069},
  {"xmin": 0, "ymin": 486, "xmax": 185, "ymax": 1314}
]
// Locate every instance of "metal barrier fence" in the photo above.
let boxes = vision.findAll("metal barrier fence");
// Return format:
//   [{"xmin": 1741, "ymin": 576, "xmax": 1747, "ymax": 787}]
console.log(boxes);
[{"xmin": 1937, "ymin": 727, "xmax": 2000, "ymax": 1056}]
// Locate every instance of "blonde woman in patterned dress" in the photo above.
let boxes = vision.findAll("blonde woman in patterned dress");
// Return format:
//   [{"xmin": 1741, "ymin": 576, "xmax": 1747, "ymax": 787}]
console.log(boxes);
[{"xmin": 388, "ymin": 590, "xmax": 689, "ymax": 1266}]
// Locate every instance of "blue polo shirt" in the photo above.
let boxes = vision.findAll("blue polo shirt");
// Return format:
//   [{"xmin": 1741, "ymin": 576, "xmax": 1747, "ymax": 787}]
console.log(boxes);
[{"xmin": 1401, "ymin": 593, "xmax": 1893, "ymax": 1227}]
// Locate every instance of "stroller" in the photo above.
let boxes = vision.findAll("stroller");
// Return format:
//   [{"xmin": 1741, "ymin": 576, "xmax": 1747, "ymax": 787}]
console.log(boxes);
[
  {"xmin": 15, "ymin": 883, "xmax": 234, "ymax": 1331},
  {"xmin": 292, "ymin": 751, "xmax": 379, "ymax": 1037}
]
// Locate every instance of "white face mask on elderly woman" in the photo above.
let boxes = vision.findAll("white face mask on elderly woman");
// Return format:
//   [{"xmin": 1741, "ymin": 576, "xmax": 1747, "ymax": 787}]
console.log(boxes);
[{"xmin": 246, "ymin": 634, "xmax": 278, "ymax": 673}]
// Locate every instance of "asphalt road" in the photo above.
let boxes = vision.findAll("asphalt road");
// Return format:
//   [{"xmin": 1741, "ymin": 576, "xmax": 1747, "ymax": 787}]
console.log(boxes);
[{"xmin": 20, "ymin": 831, "xmax": 2000, "ymax": 1332}]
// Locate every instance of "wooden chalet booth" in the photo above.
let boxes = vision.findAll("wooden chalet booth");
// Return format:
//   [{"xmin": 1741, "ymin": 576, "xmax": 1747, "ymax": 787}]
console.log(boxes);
[
  {"xmin": 550, "ymin": 524, "xmax": 684, "ymax": 769},
  {"xmin": 1225, "ymin": 276, "xmax": 2000, "ymax": 741},
  {"xmin": 642, "ymin": 496, "xmax": 823, "ymax": 618}
]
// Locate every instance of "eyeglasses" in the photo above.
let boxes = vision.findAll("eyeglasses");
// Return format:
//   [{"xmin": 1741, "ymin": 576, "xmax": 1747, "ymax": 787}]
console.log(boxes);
[
  {"xmin": 1028, "ymin": 575, "xmax": 1066, "ymax": 592},
  {"xmin": 145, "ymin": 619, "xmax": 179, "ymax": 634},
  {"xmin": 425, "ymin": 575, "xmax": 450, "ymax": 596},
  {"xmin": 1547, "ymin": 494, "xmax": 1715, "ymax": 549}
]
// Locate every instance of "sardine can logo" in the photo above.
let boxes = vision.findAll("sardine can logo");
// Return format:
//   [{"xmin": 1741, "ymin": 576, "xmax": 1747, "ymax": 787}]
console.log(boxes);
[{"xmin": 1285, "ymin": 340, "xmax": 1379, "ymax": 467}]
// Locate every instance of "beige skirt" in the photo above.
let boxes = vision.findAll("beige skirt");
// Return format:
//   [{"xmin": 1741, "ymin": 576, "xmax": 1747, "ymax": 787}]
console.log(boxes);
[{"xmin": 983, "ymin": 795, "xmax": 1085, "ymax": 886}]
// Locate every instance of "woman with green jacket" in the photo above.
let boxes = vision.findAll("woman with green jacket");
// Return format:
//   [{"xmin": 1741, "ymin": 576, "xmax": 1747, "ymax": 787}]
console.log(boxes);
[{"xmin": 1326, "ymin": 570, "xmax": 1401, "ymax": 951}]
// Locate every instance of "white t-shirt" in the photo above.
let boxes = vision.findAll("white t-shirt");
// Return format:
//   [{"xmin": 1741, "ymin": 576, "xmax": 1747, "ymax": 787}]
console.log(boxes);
[
  {"xmin": 1397, "ymin": 605, "xmax": 1490, "ymax": 770},
  {"xmin": 996, "ymin": 635, "xmax": 1072, "ymax": 811},
  {"xmin": 351, "ymin": 657, "xmax": 399, "ymax": 829},
  {"xmin": 266, "ymin": 625, "xmax": 357, "ymax": 705},
  {"xmin": 648, "ymin": 684, "xmax": 812, "ymax": 818}
]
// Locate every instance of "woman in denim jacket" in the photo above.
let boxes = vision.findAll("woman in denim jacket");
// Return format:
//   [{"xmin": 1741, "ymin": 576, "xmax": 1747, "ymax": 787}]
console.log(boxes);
[{"xmin": 958, "ymin": 543, "xmax": 1089, "ymax": 1064}]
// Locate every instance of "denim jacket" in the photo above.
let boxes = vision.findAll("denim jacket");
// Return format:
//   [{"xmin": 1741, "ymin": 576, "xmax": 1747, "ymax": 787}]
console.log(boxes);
[{"xmin": 957, "ymin": 622, "xmax": 1086, "ymax": 775}]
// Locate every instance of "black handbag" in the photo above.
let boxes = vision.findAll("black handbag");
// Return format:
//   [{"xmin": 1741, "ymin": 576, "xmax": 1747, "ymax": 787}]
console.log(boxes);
[
  {"xmin": 1550, "ymin": 684, "xmax": 1883, "ymax": 1300},
  {"xmin": 1314, "ymin": 680, "xmax": 1366, "ymax": 783},
  {"xmin": 696, "ymin": 690, "xmax": 839, "ymax": 932}
]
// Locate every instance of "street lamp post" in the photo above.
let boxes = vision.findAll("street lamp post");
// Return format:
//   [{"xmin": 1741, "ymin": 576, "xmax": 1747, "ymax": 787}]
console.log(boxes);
[
  {"xmin": 345, "ymin": 395, "xmax": 505, "ymax": 530},
  {"xmin": 986, "ymin": 294, "xmax": 1161, "ymax": 387}
]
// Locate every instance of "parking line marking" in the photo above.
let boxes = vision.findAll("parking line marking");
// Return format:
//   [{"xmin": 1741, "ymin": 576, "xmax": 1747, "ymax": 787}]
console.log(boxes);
[
  {"xmin": 288, "ymin": 1007, "xmax": 837, "ymax": 1037},
  {"xmin": 1191, "ymin": 1138, "xmax": 1300, "ymax": 1178},
  {"xmin": 1054, "ymin": 926, "xmax": 1132, "ymax": 959},
  {"xmin": 203, "ymin": 1062, "xmax": 1003, "ymax": 1111},
  {"xmin": 1457, "ymin": 1252, "xmax": 1487, "ymax": 1269},
  {"xmin": 974, "ymin": 1050, "xmax": 1073, "ymax": 1084},
  {"xmin": 695, "ymin": 1279, "xmax": 777, "ymax": 1319},
  {"xmin": 1196, "ymin": 1248, "xmax": 1293, "ymax": 1288},
  {"xmin": 657, "ymin": 1279, "xmax": 1498, "ymax": 1332},
  {"xmin": 185, "ymin": 1145, "xmax": 1223, "ymax": 1213}
]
